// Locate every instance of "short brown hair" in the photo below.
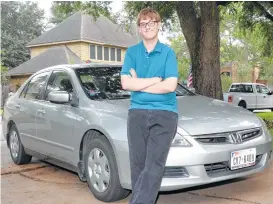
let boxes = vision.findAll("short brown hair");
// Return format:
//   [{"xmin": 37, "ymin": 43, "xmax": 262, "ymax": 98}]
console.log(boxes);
[{"xmin": 137, "ymin": 8, "xmax": 161, "ymax": 26}]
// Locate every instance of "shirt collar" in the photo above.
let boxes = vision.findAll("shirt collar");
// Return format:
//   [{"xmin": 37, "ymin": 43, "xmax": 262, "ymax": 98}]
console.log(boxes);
[{"xmin": 140, "ymin": 40, "xmax": 162, "ymax": 53}]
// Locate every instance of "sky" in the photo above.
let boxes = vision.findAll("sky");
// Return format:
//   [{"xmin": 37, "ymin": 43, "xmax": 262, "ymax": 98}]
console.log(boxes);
[{"xmin": 36, "ymin": 0, "xmax": 168, "ymax": 43}]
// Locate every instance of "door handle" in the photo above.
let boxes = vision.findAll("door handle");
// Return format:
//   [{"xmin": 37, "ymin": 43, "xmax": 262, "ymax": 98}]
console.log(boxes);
[
  {"xmin": 37, "ymin": 109, "xmax": 46, "ymax": 114},
  {"xmin": 15, "ymin": 104, "xmax": 20, "ymax": 109}
]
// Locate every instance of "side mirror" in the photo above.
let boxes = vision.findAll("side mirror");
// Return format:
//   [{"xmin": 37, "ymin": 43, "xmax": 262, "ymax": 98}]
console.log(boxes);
[
  {"xmin": 48, "ymin": 91, "xmax": 70, "ymax": 103},
  {"xmin": 189, "ymin": 87, "xmax": 196, "ymax": 93}
]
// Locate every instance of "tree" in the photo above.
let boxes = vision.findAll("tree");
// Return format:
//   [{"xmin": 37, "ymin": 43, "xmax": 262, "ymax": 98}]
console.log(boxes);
[
  {"xmin": 50, "ymin": 1, "xmax": 113, "ymax": 24},
  {"xmin": 1, "ymin": 1, "xmax": 45, "ymax": 69},
  {"xmin": 220, "ymin": 2, "xmax": 273, "ymax": 81}
]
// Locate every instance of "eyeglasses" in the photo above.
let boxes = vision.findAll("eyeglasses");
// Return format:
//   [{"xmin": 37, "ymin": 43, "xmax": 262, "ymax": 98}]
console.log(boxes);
[{"xmin": 139, "ymin": 21, "xmax": 158, "ymax": 28}]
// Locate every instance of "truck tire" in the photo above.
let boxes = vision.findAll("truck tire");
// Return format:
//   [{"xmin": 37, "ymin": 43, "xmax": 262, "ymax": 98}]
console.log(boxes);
[
  {"xmin": 84, "ymin": 132, "xmax": 130, "ymax": 202},
  {"xmin": 238, "ymin": 101, "xmax": 247, "ymax": 109}
]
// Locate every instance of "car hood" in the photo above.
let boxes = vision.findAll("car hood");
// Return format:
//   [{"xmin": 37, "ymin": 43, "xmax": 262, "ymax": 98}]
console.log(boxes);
[{"xmin": 104, "ymin": 96, "xmax": 261, "ymax": 135}]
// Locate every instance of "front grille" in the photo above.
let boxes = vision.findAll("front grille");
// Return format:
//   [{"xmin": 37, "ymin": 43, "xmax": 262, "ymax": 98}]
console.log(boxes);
[
  {"xmin": 205, "ymin": 154, "xmax": 263, "ymax": 177},
  {"xmin": 163, "ymin": 167, "xmax": 189, "ymax": 178},
  {"xmin": 194, "ymin": 128, "xmax": 262, "ymax": 145},
  {"xmin": 240, "ymin": 128, "xmax": 262, "ymax": 142}
]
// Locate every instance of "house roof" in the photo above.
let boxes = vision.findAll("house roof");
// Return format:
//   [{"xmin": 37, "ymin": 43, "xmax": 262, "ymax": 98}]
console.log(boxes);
[
  {"xmin": 7, "ymin": 45, "xmax": 83, "ymax": 76},
  {"xmin": 27, "ymin": 11, "xmax": 139, "ymax": 48}
]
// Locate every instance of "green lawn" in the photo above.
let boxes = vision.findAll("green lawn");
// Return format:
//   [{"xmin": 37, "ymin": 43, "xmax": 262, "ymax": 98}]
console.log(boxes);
[{"xmin": 256, "ymin": 112, "xmax": 273, "ymax": 149}]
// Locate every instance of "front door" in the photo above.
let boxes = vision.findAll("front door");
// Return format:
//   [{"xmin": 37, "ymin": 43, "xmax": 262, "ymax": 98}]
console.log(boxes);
[
  {"xmin": 256, "ymin": 85, "xmax": 273, "ymax": 109},
  {"xmin": 35, "ymin": 70, "xmax": 81, "ymax": 164}
]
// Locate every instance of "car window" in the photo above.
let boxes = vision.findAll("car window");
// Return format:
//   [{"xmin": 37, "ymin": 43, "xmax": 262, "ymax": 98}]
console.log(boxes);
[
  {"xmin": 230, "ymin": 84, "xmax": 253, "ymax": 93},
  {"xmin": 257, "ymin": 85, "xmax": 269, "ymax": 94},
  {"xmin": 21, "ymin": 72, "xmax": 50, "ymax": 100},
  {"xmin": 45, "ymin": 70, "xmax": 74, "ymax": 100}
]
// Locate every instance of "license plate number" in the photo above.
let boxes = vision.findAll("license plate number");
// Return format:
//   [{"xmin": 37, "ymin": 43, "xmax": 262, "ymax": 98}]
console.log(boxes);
[{"xmin": 230, "ymin": 148, "xmax": 256, "ymax": 170}]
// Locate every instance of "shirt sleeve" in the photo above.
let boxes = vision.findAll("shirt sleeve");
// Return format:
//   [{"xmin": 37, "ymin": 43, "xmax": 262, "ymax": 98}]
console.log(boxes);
[
  {"xmin": 121, "ymin": 48, "xmax": 134, "ymax": 76},
  {"xmin": 164, "ymin": 49, "xmax": 179, "ymax": 79}
]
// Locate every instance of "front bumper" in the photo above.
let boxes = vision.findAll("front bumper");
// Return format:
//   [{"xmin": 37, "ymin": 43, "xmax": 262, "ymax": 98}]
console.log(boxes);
[{"xmin": 160, "ymin": 135, "xmax": 272, "ymax": 191}]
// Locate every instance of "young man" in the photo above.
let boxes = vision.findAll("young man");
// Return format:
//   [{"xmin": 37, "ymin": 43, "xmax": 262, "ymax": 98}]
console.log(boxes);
[{"xmin": 120, "ymin": 8, "xmax": 179, "ymax": 204}]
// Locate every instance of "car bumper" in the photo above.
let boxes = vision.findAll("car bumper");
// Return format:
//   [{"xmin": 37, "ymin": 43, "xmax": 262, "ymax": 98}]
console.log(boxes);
[
  {"xmin": 115, "ymin": 130, "xmax": 272, "ymax": 191},
  {"xmin": 160, "ymin": 139, "xmax": 272, "ymax": 191}
]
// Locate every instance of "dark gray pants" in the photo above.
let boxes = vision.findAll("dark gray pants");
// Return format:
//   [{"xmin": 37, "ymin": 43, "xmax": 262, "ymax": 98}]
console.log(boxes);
[{"xmin": 127, "ymin": 109, "xmax": 178, "ymax": 204}]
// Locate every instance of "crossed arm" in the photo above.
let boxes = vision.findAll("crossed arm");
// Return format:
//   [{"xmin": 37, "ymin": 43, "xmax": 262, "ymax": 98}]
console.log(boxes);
[{"xmin": 121, "ymin": 69, "xmax": 178, "ymax": 94}]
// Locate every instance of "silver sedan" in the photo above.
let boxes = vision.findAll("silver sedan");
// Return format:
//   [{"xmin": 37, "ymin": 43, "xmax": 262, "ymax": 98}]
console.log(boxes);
[{"xmin": 2, "ymin": 64, "xmax": 272, "ymax": 202}]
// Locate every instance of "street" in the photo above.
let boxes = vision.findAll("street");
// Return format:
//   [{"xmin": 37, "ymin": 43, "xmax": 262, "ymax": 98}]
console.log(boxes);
[{"xmin": 1, "ymin": 124, "xmax": 273, "ymax": 204}]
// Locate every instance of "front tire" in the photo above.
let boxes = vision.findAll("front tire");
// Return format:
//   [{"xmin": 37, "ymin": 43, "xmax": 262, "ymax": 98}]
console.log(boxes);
[
  {"xmin": 8, "ymin": 124, "xmax": 32, "ymax": 165},
  {"xmin": 84, "ymin": 132, "xmax": 129, "ymax": 202}
]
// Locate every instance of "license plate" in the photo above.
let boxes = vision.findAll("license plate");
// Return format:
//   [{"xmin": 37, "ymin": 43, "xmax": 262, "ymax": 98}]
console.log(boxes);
[{"xmin": 230, "ymin": 148, "xmax": 256, "ymax": 170}]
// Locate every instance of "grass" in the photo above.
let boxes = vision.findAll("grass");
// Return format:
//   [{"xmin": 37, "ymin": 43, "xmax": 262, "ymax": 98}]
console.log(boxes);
[
  {"xmin": 256, "ymin": 112, "xmax": 273, "ymax": 121},
  {"xmin": 0, "ymin": 108, "xmax": 2, "ymax": 116},
  {"xmin": 256, "ymin": 112, "xmax": 273, "ymax": 149}
]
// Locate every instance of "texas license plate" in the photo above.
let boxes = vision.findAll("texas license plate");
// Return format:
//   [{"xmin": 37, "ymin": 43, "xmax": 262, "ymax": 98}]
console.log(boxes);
[{"xmin": 230, "ymin": 148, "xmax": 256, "ymax": 170}]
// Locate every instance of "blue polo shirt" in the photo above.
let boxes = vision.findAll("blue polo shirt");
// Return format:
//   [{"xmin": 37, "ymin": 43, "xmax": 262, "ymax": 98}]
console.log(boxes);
[{"xmin": 121, "ymin": 40, "xmax": 178, "ymax": 113}]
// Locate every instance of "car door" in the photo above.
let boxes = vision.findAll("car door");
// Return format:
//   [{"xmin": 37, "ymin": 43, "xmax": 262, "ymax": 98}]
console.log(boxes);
[
  {"xmin": 14, "ymin": 71, "xmax": 51, "ymax": 152},
  {"xmin": 256, "ymin": 85, "xmax": 273, "ymax": 109},
  {"xmin": 35, "ymin": 70, "xmax": 81, "ymax": 164}
]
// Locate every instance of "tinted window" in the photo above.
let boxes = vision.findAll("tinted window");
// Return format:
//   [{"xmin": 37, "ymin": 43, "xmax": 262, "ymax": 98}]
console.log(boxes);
[
  {"xmin": 256, "ymin": 85, "xmax": 269, "ymax": 94},
  {"xmin": 23, "ymin": 72, "xmax": 50, "ymax": 100},
  {"xmin": 45, "ymin": 71, "xmax": 74, "ymax": 100},
  {"xmin": 230, "ymin": 84, "xmax": 253, "ymax": 93},
  {"xmin": 97, "ymin": 46, "xmax": 102, "ymax": 60},
  {"xmin": 104, "ymin": 47, "xmax": 109, "ymax": 61},
  {"xmin": 117, "ymin": 49, "xmax": 121, "ymax": 62},
  {"xmin": 75, "ymin": 67, "xmax": 194, "ymax": 100},
  {"xmin": 90, "ymin": 45, "xmax": 96, "ymax": 59},
  {"xmin": 110, "ymin": 48, "xmax": 115, "ymax": 61}
]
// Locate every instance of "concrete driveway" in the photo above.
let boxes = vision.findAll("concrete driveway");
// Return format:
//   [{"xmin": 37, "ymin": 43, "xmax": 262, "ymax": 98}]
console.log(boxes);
[{"xmin": 1, "ymin": 123, "xmax": 273, "ymax": 204}]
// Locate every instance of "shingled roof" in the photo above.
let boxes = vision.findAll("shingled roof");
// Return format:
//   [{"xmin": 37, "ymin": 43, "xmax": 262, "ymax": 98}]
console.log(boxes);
[
  {"xmin": 27, "ymin": 11, "xmax": 139, "ymax": 48},
  {"xmin": 8, "ymin": 46, "xmax": 83, "ymax": 76}
]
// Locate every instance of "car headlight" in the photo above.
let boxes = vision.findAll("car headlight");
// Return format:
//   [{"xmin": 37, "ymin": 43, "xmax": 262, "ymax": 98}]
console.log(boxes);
[
  {"xmin": 259, "ymin": 117, "xmax": 270, "ymax": 134},
  {"xmin": 171, "ymin": 133, "xmax": 192, "ymax": 147}
]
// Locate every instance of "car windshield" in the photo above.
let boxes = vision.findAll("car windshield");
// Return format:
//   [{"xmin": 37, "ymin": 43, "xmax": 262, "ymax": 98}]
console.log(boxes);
[{"xmin": 75, "ymin": 67, "xmax": 195, "ymax": 100}]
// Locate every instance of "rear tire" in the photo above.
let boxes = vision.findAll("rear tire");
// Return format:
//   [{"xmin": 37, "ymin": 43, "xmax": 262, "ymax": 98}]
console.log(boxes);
[
  {"xmin": 238, "ymin": 101, "xmax": 247, "ymax": 109},
  {"xmin": 84, "ymin": 131, "xmax": 130, "ymax": 202},
  {"xmin": 8, "ymin": 124, "xmax": 32, "ymax": 165}
]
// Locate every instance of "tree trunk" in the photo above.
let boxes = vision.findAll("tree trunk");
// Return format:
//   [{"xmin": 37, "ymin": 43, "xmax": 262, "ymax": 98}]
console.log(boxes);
[{"xmin": 176, "ymin": 2, "xmax": 223, "ymax": 100}]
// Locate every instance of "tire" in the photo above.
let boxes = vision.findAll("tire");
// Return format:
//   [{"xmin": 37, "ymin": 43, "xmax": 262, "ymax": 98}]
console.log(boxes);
[
  {"xmin": 238, "ymin": 101, "xmax": 247, "ymax": 109},
  {"xmin": 8, "ymin": 124, "xmax": 32, "ymax": 165},
  {"xmin": 84, "ymin": 132, "xmax": 130, "ymax": 202}
]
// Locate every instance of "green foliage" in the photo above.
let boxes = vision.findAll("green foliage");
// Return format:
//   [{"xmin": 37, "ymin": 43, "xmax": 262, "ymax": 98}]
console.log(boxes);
[
  {"xmin": 50, "ymin": 1, "xmax": 113, "ymax": 24},
  {"xmin": 221, "ymin": 75, "xmax": 233, "ymax": 92},
  {"xmin": 1, "ymin": 1, "xmax": 44, "ymax": 68},
  {"xmin": 1, "ymin": 63, "xmax": 10, "ymax": 86},
  {"xmin": 219, "ymin": 2, "xmax": 273, "ymax": 82},
  {"xmin": 1, "ymin": 1, "xmax": 45, "ymax": 69}
]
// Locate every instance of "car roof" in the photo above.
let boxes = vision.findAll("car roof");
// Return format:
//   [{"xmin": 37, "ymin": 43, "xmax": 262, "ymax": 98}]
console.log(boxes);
[{"xmin": 38, "ymin": 63, "xmax": 123, "ymax": 73}]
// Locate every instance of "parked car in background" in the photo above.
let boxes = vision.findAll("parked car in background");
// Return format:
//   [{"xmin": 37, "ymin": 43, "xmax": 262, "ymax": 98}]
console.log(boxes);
[
  {"xmin": 223, "ymin": 83, "xmax": 273, "ymax": 111},
  {"xmin": 2, "ymin": 64, "xmax": 273, "ymax": 202}
]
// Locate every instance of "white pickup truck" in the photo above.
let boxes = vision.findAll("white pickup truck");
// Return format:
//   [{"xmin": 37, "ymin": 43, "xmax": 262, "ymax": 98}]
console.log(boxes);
[{"xmin": 223, "ymin": 83, "xmax": 273, "ymax": 111}]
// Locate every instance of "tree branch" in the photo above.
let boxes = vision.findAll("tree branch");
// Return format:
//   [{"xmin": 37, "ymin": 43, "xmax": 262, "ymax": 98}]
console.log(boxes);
[{"xmin": 252, "ymin": 1, "xmax": 273, "ymax": 22}]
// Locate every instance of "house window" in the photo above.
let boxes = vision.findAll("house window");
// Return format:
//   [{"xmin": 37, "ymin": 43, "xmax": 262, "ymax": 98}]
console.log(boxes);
[
  {"xmin": 97, "ymin": 46, "xmax": 102, "ymax": 60},
  {"xmin": 90, "ymin": 45, "xmax": 96, "ymax": 59},
  {"xmin": 117, "ymin": 49, "xmax": 121, "ymax": 62},
  {"xmin": 104, "ymin": 47, "xmax": 109, "ymax": 61},
  {"xmin": 110, "ymin": 48, "xmax": 116, "ymax": 61}
]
